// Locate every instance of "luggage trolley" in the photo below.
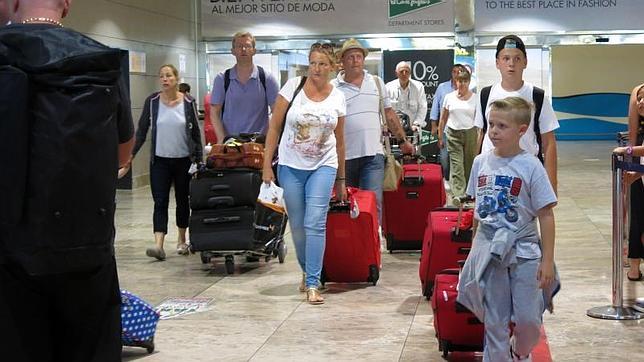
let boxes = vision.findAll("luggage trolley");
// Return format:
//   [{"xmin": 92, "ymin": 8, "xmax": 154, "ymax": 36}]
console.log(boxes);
[{"xmin": 188, "ymin": 167, "xmax": 288, "ymax": 274}]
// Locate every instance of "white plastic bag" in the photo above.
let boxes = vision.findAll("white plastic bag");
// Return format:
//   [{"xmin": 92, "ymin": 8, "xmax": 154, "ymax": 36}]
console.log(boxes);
[{"xmin": 257, "ymin": 181, "xmax": 285, "ymax": 210}]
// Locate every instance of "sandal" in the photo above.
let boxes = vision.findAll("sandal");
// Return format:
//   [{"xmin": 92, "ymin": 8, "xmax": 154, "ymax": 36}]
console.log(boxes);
[
  {"xmin": 306, "ymin": 287, "xmax": 324, "ymax": 305},
  {"xmin": 627, "ymin": 271, "xmax": 643, "ymax": 281},
  {"xmin": 176, "ymin": 243, "xmax": 190, "ymax": 255},
  {"xmin": 146, "ymin": 247, "xmax": 166, "ymax": 261}
]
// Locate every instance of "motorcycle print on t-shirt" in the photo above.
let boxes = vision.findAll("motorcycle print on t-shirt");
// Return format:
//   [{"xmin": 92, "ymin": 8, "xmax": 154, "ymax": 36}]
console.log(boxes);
[{"xmin": 476, "ymin": 174, "xmax": 523, "ymax": 222}]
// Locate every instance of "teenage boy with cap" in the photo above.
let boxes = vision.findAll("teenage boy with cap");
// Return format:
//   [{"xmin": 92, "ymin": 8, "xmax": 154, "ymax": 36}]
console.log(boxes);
[
  {"xmin": 331, "ymin": 38, "xmax": 414, "ymax": 224},
  {"xmin": 475, "ymin": 35, "xmax": 559, "ymax": 194}
]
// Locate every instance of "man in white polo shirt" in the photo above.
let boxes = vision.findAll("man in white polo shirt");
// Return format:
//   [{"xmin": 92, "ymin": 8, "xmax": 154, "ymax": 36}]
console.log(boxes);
[
  {"xmin": 331, "ymin": 38, "xmax": 414, "ymax": 223},
  {"xmin": 386, "ymin": 60, "xmax": 427, "ymax": 132}
]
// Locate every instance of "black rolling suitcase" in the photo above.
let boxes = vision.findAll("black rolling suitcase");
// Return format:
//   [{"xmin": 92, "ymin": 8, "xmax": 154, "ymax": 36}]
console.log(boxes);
[
  {"xmin": 190, "ymin": 168, "xmax": 262, "ymax": 210},
  {"xmin": 189, "ymin": 206, "xmax": 258, "ymax": 252}
]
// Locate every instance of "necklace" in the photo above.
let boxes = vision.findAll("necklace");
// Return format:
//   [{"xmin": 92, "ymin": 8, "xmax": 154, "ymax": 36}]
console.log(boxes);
[{"xmin": 22, "ymin": 17, "xmax": 63, "ymax": 27}]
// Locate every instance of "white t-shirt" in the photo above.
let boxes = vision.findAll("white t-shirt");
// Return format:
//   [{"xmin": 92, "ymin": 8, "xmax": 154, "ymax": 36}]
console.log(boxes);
[
  {"xmin": 278, "ymin": 77, "xmax": 346, "ymax": 170},
  {"xmin": 442, "ymin": 91, "xmax": 477, "ymax": 130},
  {"xmin": 474, "ymin": 82, "xmax": 559, "ymax": 156},
  {"xmin": 331, "ymin": 70, "xmax": 391, "ymax": 160},
  {"xmin": 467, "ymin": 150, "xmax": 557, "ymax": 259}
]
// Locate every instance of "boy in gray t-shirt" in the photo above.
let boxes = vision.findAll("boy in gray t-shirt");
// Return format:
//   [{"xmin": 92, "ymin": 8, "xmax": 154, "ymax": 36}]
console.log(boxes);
[{"xmin": 457, "ymin": 97, "xmax": 557, "ymax": 362}]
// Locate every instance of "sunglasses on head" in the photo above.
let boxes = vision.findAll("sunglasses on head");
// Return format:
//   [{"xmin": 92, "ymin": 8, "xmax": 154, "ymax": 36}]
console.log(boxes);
[{"xmin": 311, "ymin": 42, "xmax": 334, "ymax": 51}]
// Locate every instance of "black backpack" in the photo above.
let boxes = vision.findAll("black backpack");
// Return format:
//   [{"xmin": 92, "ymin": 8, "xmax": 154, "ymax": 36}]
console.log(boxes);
[
  {"xmin": 480, "ymin": 85, "xmax": 545, "ymax": 162},
  {"xmin": 0, "ymin": 26, "xmax": 129, "ymax": 273}
]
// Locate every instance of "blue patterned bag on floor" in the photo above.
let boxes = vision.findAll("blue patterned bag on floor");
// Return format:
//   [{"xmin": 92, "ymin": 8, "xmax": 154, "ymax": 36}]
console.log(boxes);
[{"xmin": 121, "ymin": 289, "xmax": 160, "ymax": 352}]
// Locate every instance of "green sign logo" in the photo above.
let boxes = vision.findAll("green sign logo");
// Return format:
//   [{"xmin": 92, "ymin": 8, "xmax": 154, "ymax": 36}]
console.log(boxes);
[
  {"xmin": 389, "ymin": 0, "xmax": 443, "ymax": 18},
  {"xmin": 419, "ymin": 130, "xmax": 437, "ymax": 146}
]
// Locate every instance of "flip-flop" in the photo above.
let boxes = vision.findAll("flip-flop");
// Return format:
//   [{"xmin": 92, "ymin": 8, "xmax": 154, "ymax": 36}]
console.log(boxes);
[{"xmin": 627, "ymin": 271, "xmax": 643, "ymax": 281}]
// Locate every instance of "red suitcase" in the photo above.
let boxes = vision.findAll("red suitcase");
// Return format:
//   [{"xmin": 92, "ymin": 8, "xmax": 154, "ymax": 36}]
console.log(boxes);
[
  {"xmin": 382, "ymin": 162, "xmax": 445, "ymax": 252},
  {"xmin": 432, "ymin": 269, "xmax": 484, "ymax": 358},
  {"xmin": 419, "ymin": 206, "xmax": 473, "ymax": 298},
  {"xmin": 322, "ymin": 188, "xmax": 380, "ymax": 286}
]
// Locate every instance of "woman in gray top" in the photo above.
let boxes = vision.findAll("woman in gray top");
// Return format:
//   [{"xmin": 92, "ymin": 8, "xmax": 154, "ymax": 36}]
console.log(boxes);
[{"xmin": 123, "ymin": 64, "xmax": 203, "ymax": 260}]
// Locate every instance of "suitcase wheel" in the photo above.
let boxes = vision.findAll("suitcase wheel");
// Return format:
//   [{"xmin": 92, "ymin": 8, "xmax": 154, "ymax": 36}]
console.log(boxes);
[
  {"xmin": 320, "ymin": 268, "xmax": 327, "ymax": 286},
  {"xmin": 423, "ymin": 282, "xmax": 434, "ymax": 300},
  {"xmin": 144, "ymin": 338, "xmax": 155, "ymax": 354},
  {"xmin": 200, "ymin": 252, "xmax": 211, "ymax": 264},
  {"xmin": 277, "ymin": 241, "xmax": 287, "ymax": 264},
  {"xmin": 225, "ymin": 255, "xmax": 235, "ymax": 274},
  {"xmin": 368, "ymin": 264, "xmax": 379, "ymax": 286},
  {"xmin": 440, "ymin": 340, "xmax": 449, "ymax": 358}
]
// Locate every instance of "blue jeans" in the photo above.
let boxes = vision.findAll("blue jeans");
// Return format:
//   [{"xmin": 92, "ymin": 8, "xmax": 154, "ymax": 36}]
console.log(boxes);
[
  {"xmin": 345, "ymin": 154, "xmax": 385, "ymax": 223},
  {"xmin": 482, "ymin": 258, "xmax": 543, "ymax": 362},
  {"xmin": 278, "ymin": 165, "xmax": 336, "ymax": 288}
]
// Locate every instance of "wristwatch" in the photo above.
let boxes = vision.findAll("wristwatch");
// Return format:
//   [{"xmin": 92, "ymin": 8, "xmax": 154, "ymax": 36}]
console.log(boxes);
[{"xmin": 626, "ymin": 145, "xmax": 633, "ymax": 156}]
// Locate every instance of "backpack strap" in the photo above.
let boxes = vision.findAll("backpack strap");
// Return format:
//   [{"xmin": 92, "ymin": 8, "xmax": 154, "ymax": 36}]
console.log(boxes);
[
  {"xmin": 532, "ymin": 86, "xmax": 545, "ymax": 163},
  {"xmin": 480, "ymin": 85, "xmax": 492, "ymax": 134},
  {"xmin": 221, "ymin": 68, "xmax": 231, "ymax": 117},
  {"xmin": 258, "ymin": 65, "xmax": 267, "ymax": 92}
]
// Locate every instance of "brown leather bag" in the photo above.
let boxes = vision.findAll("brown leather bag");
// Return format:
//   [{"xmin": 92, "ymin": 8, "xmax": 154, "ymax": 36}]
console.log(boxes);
[{"xmin": 206, "ymin": 142, "xmax": 264, "ymax": 169}]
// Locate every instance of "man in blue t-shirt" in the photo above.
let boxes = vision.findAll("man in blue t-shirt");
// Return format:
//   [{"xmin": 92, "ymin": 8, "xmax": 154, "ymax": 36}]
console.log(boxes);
[{"xmin": 210, "ymin": 31, "xmax": 279, "ymax": 143}]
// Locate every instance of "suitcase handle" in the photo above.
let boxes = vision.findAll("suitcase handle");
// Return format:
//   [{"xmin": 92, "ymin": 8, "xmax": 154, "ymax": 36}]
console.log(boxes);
[
  {"xmin": 406, "ymin": 191, "xmax": 419, "ymax": 199},
  {"xmin": 207, "ymin": 196, "xmax": 234, "ymax": 208},
  {"xmin": 455, "ymin": 301, "xmax": 475, "ymax": 314},
  {"xmin": 202, "ymin": 216, "xmax": 241, "ymax": 224},
  {"xmin": 209, "ymin": 185, "xmax": 230, "ymax": 191},
  {"xmin": 457, "ymin": 247, "xmax": 471, "ymax": 255},
  {"xmin": 402, "ymin": 175, "xmax": 424, "ymax": 186}
]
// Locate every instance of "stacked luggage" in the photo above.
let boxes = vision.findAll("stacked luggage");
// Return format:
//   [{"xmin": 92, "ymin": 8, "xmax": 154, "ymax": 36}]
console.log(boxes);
[
  {"xmin": 382, "ymin": 160, "xmax": 446, "ymax": 252},
  {"xmin": 189, "ymin": 136, "xmax": 287, "ymax": 274},
  {"xmin": 419, "ymin": 203, "xmax": 474, "ymax": 298},
  {"xmin": 417, "ymin": 198, "xmax": 483, "ymax": 357}
]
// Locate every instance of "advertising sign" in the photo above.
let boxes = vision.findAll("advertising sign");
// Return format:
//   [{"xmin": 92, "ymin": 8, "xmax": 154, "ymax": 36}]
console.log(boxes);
[
  {"xmin": 382, "ymin": 49, "xmax": 454, "ymax": 117},
  {"xmin": 383, "ymin": 49, "xmax": 453, "ymax": 158},
  {"xmin": 476, "ymin": 0, "xmax": 643, "ymax": 32},
  {"xmin": 202, "ymin": 0, "xmax": 454, "ymax": 38}
]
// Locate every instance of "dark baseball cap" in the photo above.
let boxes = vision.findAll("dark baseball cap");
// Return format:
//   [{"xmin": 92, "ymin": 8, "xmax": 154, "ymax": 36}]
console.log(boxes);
[{"xmin": 496, "ymin": 35, "xmax": 526, "ymax": 58}]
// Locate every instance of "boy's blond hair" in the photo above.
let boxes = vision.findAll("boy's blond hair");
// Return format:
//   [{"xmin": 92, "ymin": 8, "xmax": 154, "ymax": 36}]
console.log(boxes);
[{"xmin": 489, "ymin": 96, "xmax": 532, "ymax": 126}]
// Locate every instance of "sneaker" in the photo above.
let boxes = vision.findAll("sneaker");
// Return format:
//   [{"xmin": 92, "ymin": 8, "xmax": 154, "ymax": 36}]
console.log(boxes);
[
  {"xmin": 146, "ymin": 247, "xmax": 166, "ymax": 261},
  {"xmin": 633, "ymin": 298, "xmax": 644, "ymax": 313},
  {"xmin": 444, "ymin": 180, "xmax": 452, "ymax": 194},
  {"xmin": 510, "ymin": 335, "xmax": 532, "ymax": 361}
]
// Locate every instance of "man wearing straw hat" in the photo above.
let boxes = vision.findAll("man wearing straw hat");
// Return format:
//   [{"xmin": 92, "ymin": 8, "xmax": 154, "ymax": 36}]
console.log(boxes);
[{"xmin": 332, "ymin": 38, "xmax": 413, "ymax": 225}]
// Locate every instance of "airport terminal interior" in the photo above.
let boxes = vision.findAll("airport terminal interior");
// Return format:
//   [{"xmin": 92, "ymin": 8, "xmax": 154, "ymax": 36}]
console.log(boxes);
[
  {"xmin": 50, "ymin": 0, "xmax": 644, "ymax": 361},
  {"xmin": 117, "ymin": 141, "xmax": 642, "ymax": 361}
]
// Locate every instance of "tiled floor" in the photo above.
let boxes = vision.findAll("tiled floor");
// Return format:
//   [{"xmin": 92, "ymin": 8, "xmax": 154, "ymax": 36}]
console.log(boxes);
[{"xmin": 117, "ymin": 141, "xmax": 644, "ymax": 361}]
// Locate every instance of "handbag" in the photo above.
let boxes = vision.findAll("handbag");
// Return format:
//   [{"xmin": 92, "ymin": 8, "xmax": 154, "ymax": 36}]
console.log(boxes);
[{"xmin": 374, "ymin": 76, "xmax": 402, "ymax": 191}]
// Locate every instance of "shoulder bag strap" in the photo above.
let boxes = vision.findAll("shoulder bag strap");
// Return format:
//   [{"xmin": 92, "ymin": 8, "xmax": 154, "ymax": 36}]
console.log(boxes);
[
  {"xmin": 279, "ymin": 76, "xmax": 307, "ymax": 141},
  {"xmin": 373, "ymin": 75, "xmax": 392, "ymax": 155}
]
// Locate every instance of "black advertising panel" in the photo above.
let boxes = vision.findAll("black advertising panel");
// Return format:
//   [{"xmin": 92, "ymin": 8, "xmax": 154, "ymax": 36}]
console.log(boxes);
[{"xmin": 382, "ymin": 49, "xmax": 454, "ymax": 120}]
